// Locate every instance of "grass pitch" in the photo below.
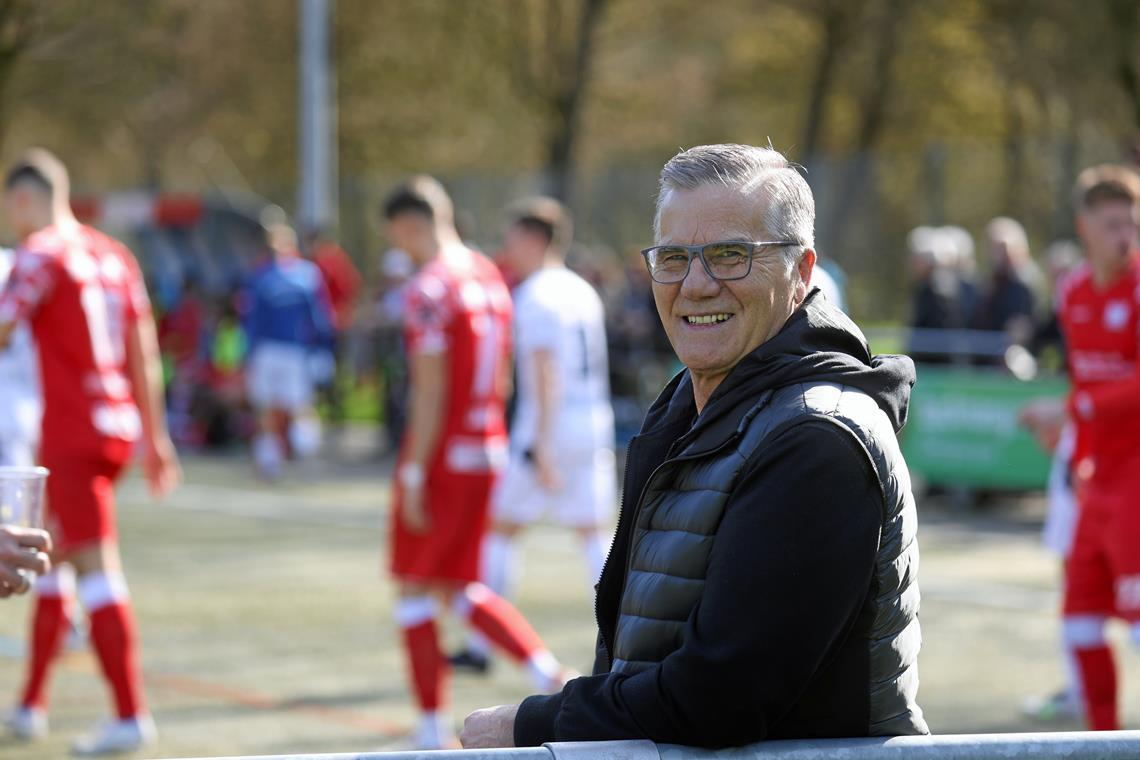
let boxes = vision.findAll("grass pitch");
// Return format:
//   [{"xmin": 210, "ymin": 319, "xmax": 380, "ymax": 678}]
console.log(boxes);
[{"xmin": 2, "ymin": 433, "xmax": 1139, "ymax": 758}]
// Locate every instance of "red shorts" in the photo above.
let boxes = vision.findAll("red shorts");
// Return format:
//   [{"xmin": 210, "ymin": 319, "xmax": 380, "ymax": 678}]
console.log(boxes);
[
  {"xmin": 1063, "ymin": 474, "xmax": 1140, "ymax": 621},
  {"xmin": 389, "ymin": 469, "xmax": 494, "ymax": 584},
  {"xmin": 41, "ymin": 451, "xmax": 130, "ymax": 556}
]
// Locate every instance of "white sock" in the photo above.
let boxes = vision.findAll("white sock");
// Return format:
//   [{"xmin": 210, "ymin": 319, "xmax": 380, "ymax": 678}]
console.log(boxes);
[
  {"xmin": 582, "ymin": 531, "xmax": 609, "ymax": 588},
  {"xmin": 525, "ymin": 648, "xmax": 561, "ymax": 692},
  {"xmin": 416, "ymin": 710, "xmax": 454, "ymax": 749},
  {"xmin": 481, "ymin": 532, "xmax": 516, "ymax": 599}
]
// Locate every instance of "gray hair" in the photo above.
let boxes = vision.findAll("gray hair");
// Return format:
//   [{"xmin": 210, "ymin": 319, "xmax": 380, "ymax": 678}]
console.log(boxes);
[{"xmin": 654, "ymin": 144, "xmax": 816, "ymax": 266}]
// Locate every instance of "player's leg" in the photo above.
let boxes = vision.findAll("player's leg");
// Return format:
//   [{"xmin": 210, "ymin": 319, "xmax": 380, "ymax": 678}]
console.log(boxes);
[
  {"xmin": 1062, "ymin": 488, "xmax": 1119, "ymax": 730},
  {"xmin": 1024, "ymin": 426, "xmax": 1081, "ymax": 721},
  {"xmin": 5, "ymin": 564, "xmax": 76, "ymax": 740},
  {"xmin": 483, "ymin": 457, "xmax": 543, "ymax": 600},
  {"xmin": 285, "ymin": 346, "xmax": 321, "ymax": 460},
  {"xmin": 559, "ymin": 446, "xmax": 617, "ymax": 590},
  {"xmin": 395, "ymin": 581, "xmax": 454, "ymax": 750},
  {"xmin": 450, "ymin": 582, "xmax": 569, "ymax": 692},
  {"xmin": 248, "ymin": 345, "xmax": 285, "ymax": 479},
  {"xmin": 69, "ymin": 540, "xmax": 155, "ymax": 754}
]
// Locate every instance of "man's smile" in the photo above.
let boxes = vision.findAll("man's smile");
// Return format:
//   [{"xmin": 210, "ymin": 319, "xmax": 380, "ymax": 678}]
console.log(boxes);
[{"xmin": 682, "ymin": 312, "xmax": 734, "ymax": 326}]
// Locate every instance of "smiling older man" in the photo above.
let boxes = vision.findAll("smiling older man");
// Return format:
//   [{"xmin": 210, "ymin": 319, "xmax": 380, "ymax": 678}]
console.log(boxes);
[{"xmin": 462, "ymin": 143, "xmax": 928, "ymax": 749}]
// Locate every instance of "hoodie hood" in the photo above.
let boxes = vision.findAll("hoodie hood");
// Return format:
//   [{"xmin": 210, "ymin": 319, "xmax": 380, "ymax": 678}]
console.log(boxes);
[{"xmin": 641, "ymin": 289, "xmax": 916, "ymax": 448}]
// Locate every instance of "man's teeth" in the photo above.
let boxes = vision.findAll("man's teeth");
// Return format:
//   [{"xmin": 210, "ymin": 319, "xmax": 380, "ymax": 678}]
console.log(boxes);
[{"xmin": 685, "ymin": 314, "xmax": 732, "ymax": 325}]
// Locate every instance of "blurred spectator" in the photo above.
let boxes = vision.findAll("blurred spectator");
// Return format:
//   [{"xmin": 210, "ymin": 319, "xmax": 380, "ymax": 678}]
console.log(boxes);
[
  {"xmin": 907, "ymin": 226, "xmax": 975, "ymax": 363},
  {"xmin": 370, "ymin": 248, "xmax": 414, "ymax": 452},
  {"xmin": 302, "ymin": 228, "xmax": 363, "ymax": 427},
  {"xmin": 811, "ymin": 259, "xmax": 846, "ymax": 311},
  {"xmin": 971, "ymin": 217, "xmax": 1040, "ymax": 346},
  {"xmin": 243, "ymin": 222, "xmax": 333, "ymax": 479},
  {"xmin": 1030, "ymin": 240, "xmax": 1083, "ymax": 374},
  {"xmin": 159, "ymin": 279, "xmax": 207, "ymax": 447}
]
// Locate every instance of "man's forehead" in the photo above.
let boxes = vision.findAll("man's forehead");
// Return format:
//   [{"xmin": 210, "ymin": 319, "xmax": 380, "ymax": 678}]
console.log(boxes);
[{"xmin": 657, "ymin": 185, "xmax": 766, "ymax": 244}]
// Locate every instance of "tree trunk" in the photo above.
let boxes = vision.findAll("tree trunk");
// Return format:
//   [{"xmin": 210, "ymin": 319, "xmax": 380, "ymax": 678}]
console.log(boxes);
[
  {"xmin": 823, "ymin": 0, "xmax": 907, "ymax": 250},
  {"xmin": 800, "ymin": 0, "xmax": 860, "ymax": 173},
  {"xmin": 543, "ymin": 0, "xmax": 607, "ymax": 202}
]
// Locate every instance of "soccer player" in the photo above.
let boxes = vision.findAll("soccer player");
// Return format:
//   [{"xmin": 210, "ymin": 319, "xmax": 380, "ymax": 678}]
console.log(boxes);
[
  {"xmin": 1057, "ymin": 163, "xmax": 1140, "ymax": 731},
  {"xmin": 454, "ymin": 198, "xmax": 616, "ymax": 673},
  {"xmin": 383, "ymin": 177, "xmax": 569, "ymax": 750},
  {"xmin": 244, "ymin": 221, "xmax": 333, "ymax": 480},
  {"xmin": 0, "ymin": 149, "xmax": 180, "ymax": 755},
  {"xmin": 0, "ymin": 246, "xmax": 41, "ymax": 467}
]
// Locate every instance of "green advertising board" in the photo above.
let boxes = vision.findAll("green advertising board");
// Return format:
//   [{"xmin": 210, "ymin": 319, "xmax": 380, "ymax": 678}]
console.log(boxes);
[{"xmin": 901, "ymin": 366, "xmax": 1069, "ymax": 490}]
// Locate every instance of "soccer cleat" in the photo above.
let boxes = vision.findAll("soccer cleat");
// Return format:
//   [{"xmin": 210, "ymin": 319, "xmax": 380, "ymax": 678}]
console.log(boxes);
[
  {"xmin": 1022, "ymin": 688, "xmax": 1081, "ymax": 722},
  {"xmin": 3, "ymin": 706, "xmax": 48, "ymax": 740},
  {"xmin": 447, "ymin": 648, "xmax": 492, "ymax": 675},
  {"xmin": 71, "ymin": 714, "xmax": 156, "ymax": 757}
]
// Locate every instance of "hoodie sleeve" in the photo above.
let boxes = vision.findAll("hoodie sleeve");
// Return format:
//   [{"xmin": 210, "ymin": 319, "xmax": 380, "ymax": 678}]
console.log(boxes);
[{"xmin": 514, "ymin": 420, "xmax": 884, "ymax": 748}]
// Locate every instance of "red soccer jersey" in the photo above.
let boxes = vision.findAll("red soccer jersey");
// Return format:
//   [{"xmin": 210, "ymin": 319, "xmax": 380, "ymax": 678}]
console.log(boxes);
[
  {"xmin": 0, "ymin": 223, "xmax": 150, "ymax": 461},
  {"xmin": 1058, "ymin": 256, "xmax": 1140, "ymax": 482},
  {"xmin": 402, "ymin": 246, "xmax": 512, "ymax": 475}
]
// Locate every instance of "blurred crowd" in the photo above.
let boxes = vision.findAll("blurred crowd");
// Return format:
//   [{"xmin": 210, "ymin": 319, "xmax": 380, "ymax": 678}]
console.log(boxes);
[
  {"xmin": 906, "ymin": 217, "xmax": 1081, "ymax": 372},
  {"xmin": 153, "ymin": 219, "xmax": 680, "ymax": 454}
]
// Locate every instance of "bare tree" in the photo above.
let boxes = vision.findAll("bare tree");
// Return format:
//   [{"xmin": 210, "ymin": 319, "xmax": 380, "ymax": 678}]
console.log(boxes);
[{"xmin": 486, "ymin": 0, "xmax": 610, "ymax": 201}]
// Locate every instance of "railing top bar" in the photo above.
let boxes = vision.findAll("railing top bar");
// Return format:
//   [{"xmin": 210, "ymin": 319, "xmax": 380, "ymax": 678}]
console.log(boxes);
[{"xmin": 162, "ymin": 732, "xmax": 1140, "ymax": 760}]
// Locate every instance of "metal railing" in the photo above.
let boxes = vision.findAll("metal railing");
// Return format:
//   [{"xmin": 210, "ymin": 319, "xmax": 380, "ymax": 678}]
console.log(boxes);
[{"xmin": 165, "ymin": 730, "xmax": 1140, "ymax": 760}]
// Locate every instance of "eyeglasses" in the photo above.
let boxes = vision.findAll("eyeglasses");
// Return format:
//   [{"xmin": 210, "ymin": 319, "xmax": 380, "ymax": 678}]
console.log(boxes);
[{"xmin": 640, "ymin": 240, "xmax": 801, "ymax": 284}]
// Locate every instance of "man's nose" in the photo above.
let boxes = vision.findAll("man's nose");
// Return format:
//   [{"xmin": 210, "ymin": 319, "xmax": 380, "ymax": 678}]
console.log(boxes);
[{"xmin": 679, "ymin": 254, "xmax": 722, "ymax": 298}]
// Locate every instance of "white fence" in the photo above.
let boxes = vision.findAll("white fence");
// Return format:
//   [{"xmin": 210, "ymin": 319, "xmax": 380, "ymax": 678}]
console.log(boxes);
[{"xmin": 167, "ymin": 731, "xmax": 1140, "ymax": 760}]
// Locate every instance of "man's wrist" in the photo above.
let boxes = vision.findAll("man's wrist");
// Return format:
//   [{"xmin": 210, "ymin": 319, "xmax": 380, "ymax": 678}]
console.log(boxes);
[{"xmin": 514, "ymin": 692, "xmax": 562, "ymax": 747}]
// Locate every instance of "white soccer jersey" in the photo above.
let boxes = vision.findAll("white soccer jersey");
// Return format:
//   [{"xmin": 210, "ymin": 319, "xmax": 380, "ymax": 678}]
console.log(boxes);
[
  {"xmin": 511, "ymin": 266, "xmax": 613, "ymax": 454},
  {"xmin": 0, "ymin": 248, "xmax": 42, "ymax": 466}
]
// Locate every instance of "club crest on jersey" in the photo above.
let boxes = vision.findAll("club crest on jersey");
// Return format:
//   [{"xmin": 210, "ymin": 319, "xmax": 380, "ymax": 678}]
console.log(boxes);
[{"xmin": 1104, "ymin": 300, "xmax": 1131, "ymax": 331}]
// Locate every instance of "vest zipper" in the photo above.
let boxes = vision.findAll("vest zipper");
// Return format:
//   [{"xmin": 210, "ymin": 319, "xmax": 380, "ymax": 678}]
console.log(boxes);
[{"xmin": 606, "ymin": 431, "xmax": 742, "ymax": 667}]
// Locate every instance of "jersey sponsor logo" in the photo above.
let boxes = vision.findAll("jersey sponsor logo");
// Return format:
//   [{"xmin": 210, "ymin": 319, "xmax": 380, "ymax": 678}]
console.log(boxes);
[
  {"xmin": 1104, "ymin": 300, "xmax": 1131, "ymax": 331},
  {"xmin": 1070, "ymin": 351, "xmax": 1136, "ymax": 382}
]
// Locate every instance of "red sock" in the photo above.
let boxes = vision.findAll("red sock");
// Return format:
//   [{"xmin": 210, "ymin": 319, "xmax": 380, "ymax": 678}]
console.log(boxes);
[
  {"xmin": 88, "ymin": 603, "xmax": 145, "ymax": 719},
  {"xmin": 1076, "ymin": 645, "xmax": 1119, "ymax": 730},
  {"xmin": 20, "ymin": 594, "xmax": 71, "ymax": 710},
  {"xmin": 459, "ymin": 584, "xmax": 545, "ymax": 663},
  {"xmin": 401, "ymin": 618, "xmax": 447, "ymax": 711}
]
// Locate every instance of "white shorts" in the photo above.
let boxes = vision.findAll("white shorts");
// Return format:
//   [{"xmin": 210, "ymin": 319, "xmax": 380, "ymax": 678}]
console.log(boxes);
[
  {"xmin": 247, "ymin": 342, "xmax": 315, "ymax": 412},
  {"xmin": 492, "ymin": 447, "xmax": 617, "ymax": 529}
]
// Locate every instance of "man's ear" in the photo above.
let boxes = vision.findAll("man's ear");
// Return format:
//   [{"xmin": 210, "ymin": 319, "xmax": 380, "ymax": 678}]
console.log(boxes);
[{"xmin": 795, "ymin": 248, "xmax": 817, "ymax": 302}]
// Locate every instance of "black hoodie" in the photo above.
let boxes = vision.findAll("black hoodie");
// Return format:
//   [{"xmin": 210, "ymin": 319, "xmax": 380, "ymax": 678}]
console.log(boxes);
[{"xmin": 514, "ymin": 290, "xmax": 918, "ymax": 747}]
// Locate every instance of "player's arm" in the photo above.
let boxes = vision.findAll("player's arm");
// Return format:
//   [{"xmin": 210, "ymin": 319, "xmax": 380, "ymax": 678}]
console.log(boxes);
[
  {"xmin": 398, "ymin": 348, "xmax": 447, "ymax": 534},
  {"xmin": 126, "ymin": 312, "xmax": 181, "ymax": 499},
  {"xmin": 531, "ymin": 348, "xmax": 561, "ymax": 489}
]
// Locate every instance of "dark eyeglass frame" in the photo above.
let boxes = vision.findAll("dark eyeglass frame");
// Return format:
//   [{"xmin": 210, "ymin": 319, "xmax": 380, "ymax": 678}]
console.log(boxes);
[{"xmin": 639, "ymin": 240, "xmax": 801, "ymax": 284}]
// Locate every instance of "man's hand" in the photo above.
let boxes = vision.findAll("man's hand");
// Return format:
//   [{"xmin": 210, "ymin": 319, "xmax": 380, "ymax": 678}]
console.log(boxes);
[
  {"xmin": 144, "ymin": 435, "xmax": 182, "ymax": 500},
  {"xmin": 460, "ymin": 704, "xmax": 519, "ymax": 749},
  {"xmin": 400, "ymin": 483, "xmax": 431, "ymax": 535},
  {"xmin": 0, "ymin": 526, "xmax": 51, "ymax": 598},
  {"xmin": 1018, "ymin": 397, "xmax": 1067, "ymax": 452}
]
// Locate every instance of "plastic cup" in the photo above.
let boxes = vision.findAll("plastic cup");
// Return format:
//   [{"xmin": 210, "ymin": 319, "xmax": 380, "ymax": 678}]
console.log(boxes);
[{"xmin": 0, "ymin": 466, "xmax": 50, "ymax": 585}]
